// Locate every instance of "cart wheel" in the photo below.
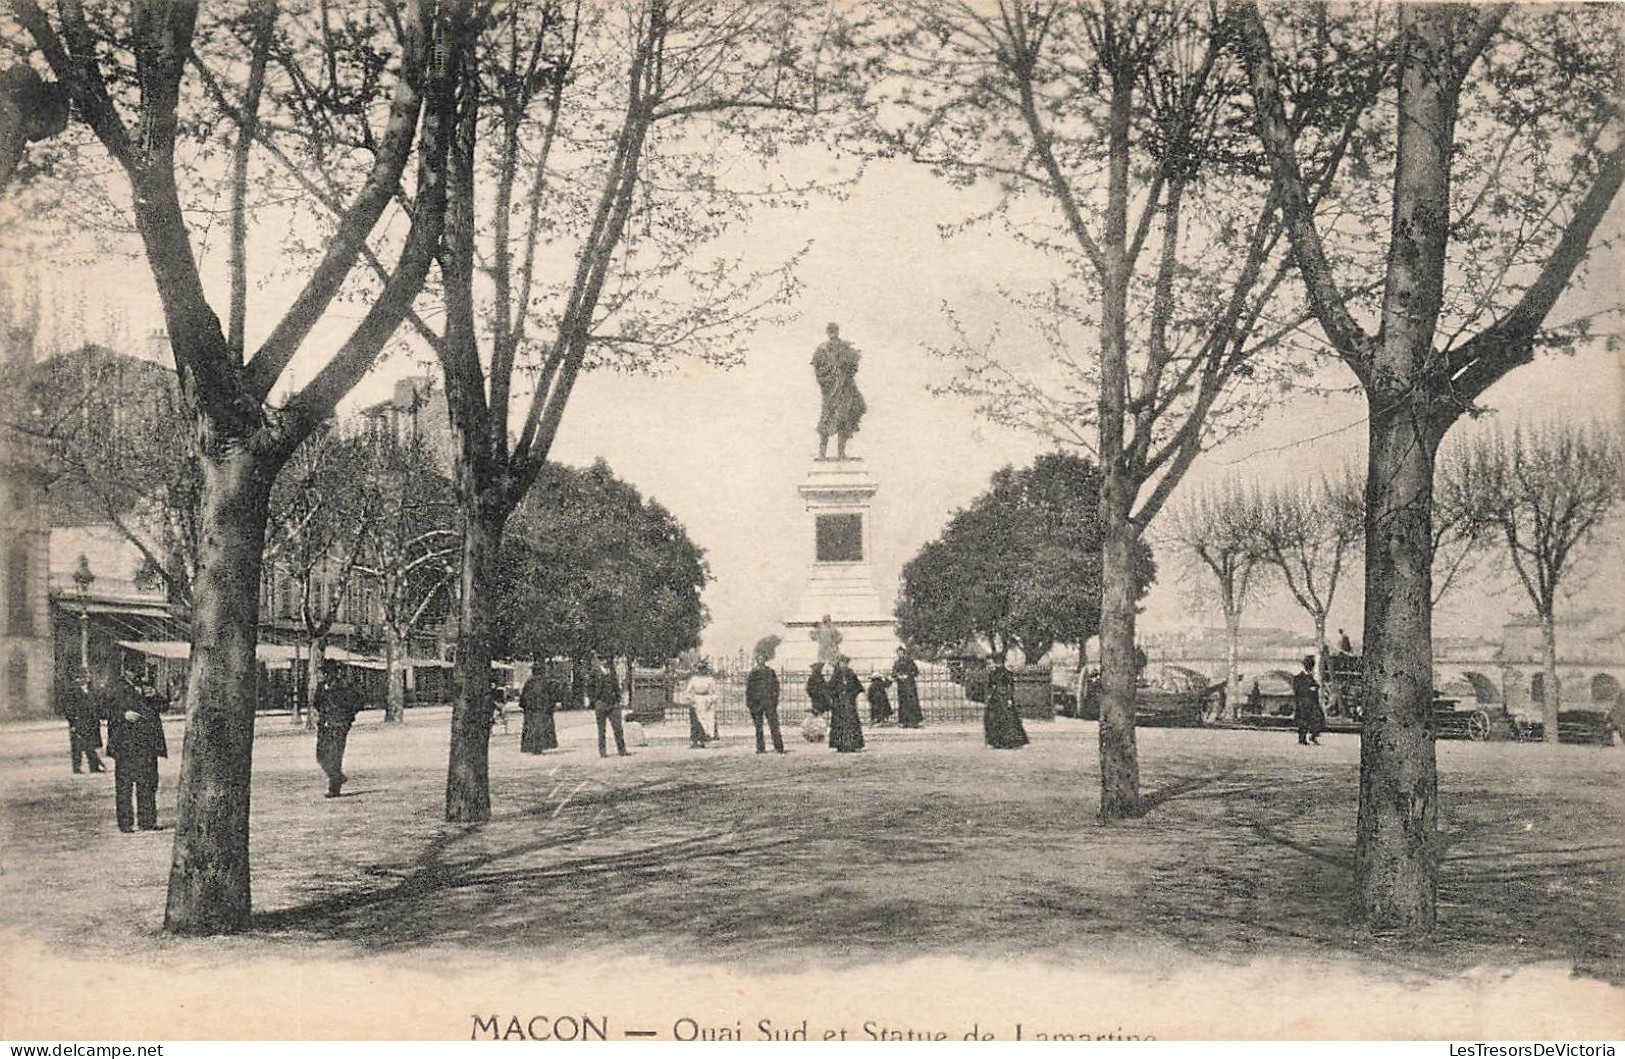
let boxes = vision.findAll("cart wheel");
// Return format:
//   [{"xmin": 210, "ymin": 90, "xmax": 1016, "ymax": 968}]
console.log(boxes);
[{"xmin": 1467, "ymin": 709, "xmax": 1491, "ymax": 741}]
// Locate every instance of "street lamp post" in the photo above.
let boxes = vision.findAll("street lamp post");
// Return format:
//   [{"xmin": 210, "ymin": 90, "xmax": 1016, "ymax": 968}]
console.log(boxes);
[{"xmin": 72, "ymin": 554, "xmax": 96, "ymax": 685}]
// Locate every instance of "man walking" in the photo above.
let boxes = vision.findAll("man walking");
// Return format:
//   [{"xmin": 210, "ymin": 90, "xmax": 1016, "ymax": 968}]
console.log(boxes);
[
  {"xmin": 314, "ymin": 660, "xmax": 363, "ymax": 797},
  {"xmin": 590, "ymin": 656, "xmax": 628, "ymax": 757},
  {"xmin": 745, "ymin": 649, "xmax": 785, "ymax": 754},
  {"xmin": 65, "ymin": 678, "xmax": 105, "ymax": 774},
  {"xmin": 1292, "ymin": 655, "xmax": 1323, "ymax": 746},
  {"xmin": 105, "ymin": 661, "xmax": 166, "ymax": 832}
]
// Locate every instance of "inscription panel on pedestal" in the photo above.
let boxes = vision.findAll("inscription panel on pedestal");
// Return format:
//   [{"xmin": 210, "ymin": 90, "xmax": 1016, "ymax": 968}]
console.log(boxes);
[{"xmin": 815, "ymin": 513, "xmax": 864, "ymax": 563}]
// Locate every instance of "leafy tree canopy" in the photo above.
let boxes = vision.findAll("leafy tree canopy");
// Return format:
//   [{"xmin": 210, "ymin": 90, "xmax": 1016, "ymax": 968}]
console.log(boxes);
[
  {"xmin": 493, "ymin": 458, "xmax": 709, "ymax": 666},
  {"xmin": 896, "ymin": 452, "xmax": 1155, "ymax": 664}
]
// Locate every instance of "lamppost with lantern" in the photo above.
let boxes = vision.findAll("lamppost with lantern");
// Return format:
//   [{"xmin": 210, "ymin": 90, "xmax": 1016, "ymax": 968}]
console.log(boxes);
[{"xmin": 72, "ymin": 554, "xmax": 95, "ymax": 685}]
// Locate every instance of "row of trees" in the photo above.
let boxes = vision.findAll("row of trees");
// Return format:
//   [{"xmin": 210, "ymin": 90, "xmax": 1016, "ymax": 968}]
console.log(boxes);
[
  {"xmin": 862, "ymin": 0, "xmax": 1622, "ymax": 931},
  {"xmin": 0, "ymin": 323, "xmax": 708, "ymax": 719},
  {"xmin": 5, "ymin": 0, "xmax": 824, "ymax": 931},
  {"xmin": 1166, "ymin": 471, "xmax": 1361, "ymax": 714},
  {"xmin": 5, "ymin": 0, "xmax": 1619, "ymax": 939},
  {"xmin": 1169, "ymin": 420, "xmax": 1621, "ymax": 742}
]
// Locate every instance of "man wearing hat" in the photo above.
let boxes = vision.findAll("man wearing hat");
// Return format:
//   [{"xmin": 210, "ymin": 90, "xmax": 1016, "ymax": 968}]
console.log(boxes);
[
  {"xmin": 589, "ymin": 655, "xmax": 629, "ymax": 757},
  {"xmin": 1292, "ymin": 655, "xmax": 1324, "ymax": 746},
  {"xmin": 314, "ymin": 660, "xmax": 363, "ymax": 796},
  {"xmin": 105, "ymin": 660, "xmax": 167, "ymax": 831},
  {"xmin": 745, "ymin": 646, "xmax": 785, "ymax": 754}
]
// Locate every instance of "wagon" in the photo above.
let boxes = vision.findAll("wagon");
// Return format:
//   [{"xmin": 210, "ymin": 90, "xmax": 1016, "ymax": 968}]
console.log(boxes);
[
  {"xmin": 1503, "ymin": 708, "xmax": 1620, "ymax": 746},
  {"xmin": 1312, "ymin": 653, "xmax": 1492, "ymax": 740},
  {"xmin": 1077, "ymin": 678, "xmax": 1205, "ymax": 727}
]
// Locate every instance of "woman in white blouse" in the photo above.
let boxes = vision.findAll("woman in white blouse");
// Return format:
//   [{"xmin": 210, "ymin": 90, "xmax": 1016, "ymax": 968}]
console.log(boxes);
[{"xmin": 681, "ymin": 660, "xmax": 718, "ymax": 749}]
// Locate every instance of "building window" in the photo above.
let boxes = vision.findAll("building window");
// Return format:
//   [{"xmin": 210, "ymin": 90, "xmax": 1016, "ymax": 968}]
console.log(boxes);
[
  {"xmin": 5, "ymin": 545, "xmax": 31, "ymax": 635},
  {"xmin": 6, "ymin": 651, "xmax": 26, "ymax": 705}
]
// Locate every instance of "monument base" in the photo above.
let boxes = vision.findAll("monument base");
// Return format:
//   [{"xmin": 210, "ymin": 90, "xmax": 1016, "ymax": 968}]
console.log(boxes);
[
  {"xmin": 779, "ymin": 617, "xmax": 900, "ymax": 676},
  {"xmin": 777, "ymin": 457, "xmax": 900, "ymax": 674}
]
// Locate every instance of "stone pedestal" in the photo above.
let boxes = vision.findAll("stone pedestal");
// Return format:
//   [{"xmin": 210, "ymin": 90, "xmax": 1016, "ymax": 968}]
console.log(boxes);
[{"xmin": 779, "ymin": 458, "xmax": 900, "ymax": 674}]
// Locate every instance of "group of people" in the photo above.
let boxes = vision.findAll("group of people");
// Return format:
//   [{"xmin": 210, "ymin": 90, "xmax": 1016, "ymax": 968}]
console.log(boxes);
[
  {"xmin": 506, "ymin": 643, "xmax": 994, "ymax": 759},
  {"xmin": 64, "ymin": 641, "xmax": 1040, "ymax": 836},
  {"xmin": 798, "ymin": 645, "xmax": 1028, "ymax": 753},
  {"xmin": 60, "ymin": 662, "xmax": 169, "ymax": 832},
  {"xmin": 515, "ymin": 655, "xmax": 642, "ymax": 758},
  {"xmin": 798, "ymin": 645, "xmax": 935, "ymax": 753}
]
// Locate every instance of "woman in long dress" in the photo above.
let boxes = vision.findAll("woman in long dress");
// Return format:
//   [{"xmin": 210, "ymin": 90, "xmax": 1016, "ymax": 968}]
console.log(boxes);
[
  {"xmin": 683, "ymin": 661, "xmax": 718, "ymax": 749},
  {"xmin": 826, "ymin": 656, "xmax": 866, "ymax": 753},
  {"xmin": 519, "ymin": 671, "xmax": 560, "ymax": 753},
  {"xmin": 892, "ymin": 647, "xmax": 924, "ymax": 728},
  {"xmin": 983, "ymin": 652, "xmax": 1029, "ymax": 750}
]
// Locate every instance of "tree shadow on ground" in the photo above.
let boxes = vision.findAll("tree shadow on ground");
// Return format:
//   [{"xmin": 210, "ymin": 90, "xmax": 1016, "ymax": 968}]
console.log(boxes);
[
  {"xmin": 5, "ymin": 729, "xmax": 1617, "ymax": 983},
  {"xmin": 243, "ymin": 755, "xmax": 1624, "ymax": 983}
]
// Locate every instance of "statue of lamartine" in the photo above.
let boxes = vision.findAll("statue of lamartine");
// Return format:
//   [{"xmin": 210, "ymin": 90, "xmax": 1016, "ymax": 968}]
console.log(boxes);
[{"xmin": 812, "ymin": 323, "xmax": 866, "ymax": 460}]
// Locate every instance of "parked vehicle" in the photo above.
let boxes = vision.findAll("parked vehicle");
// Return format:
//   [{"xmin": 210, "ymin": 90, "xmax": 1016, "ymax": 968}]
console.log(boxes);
[{"xmin": 1078, "ymin": 676, "xmax": 1204, "ymax": 727}]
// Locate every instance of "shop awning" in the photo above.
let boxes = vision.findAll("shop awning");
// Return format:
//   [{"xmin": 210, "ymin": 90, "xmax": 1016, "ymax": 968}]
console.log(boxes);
[
  {"xmin": 344, "ymin": 656, "xmax": 452, "ymax": 670},
  {"xmin": 116, "ymin": 641, "xmax": 398, "ymax": 670},
  {"xmin": 116, "ymin": 639, "xmax": 192, "ymax": 660},
  {"xmin": 84, "ymin": 603, "xmax": 174, "ymax": 619}
]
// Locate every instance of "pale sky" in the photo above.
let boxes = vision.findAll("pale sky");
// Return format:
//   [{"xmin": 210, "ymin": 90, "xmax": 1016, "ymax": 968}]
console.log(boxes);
[{"xmin": 12, "ymin": 152, "xmax": 1623, "ymax": 660}]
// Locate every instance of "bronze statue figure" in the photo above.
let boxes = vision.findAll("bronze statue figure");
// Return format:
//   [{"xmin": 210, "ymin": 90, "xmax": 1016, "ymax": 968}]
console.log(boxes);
[{"xmin": 812, "ymin": 323, "xmax": 867, "ymax": 459}]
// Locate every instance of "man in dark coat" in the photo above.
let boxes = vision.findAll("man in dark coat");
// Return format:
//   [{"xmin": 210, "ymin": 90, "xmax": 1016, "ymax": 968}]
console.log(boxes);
[
  {"xmin": 105, "ymin": 663, "xmax": 167, "ymax": 831},
  {"xmin": 745, "ymin": 650, "xmax": 785, "ymax": 754},
  {"xmin": 891, "ymin": 647, "xmax": 924, "ymax": 728},
  {"xmin": 519, "ymin": 667, "xmax": 560, "ymax": 754},
  {"xmin": 314, "ymin": 661, "xmax": 363, "ymax": 797},
  {"xmin": 1292, "ymin": 655, "xmax": 1323, "ymax": 745},
  {"xmin": 65, "ymin": 679, "xmax": 105, "ymax": 774},
  {"xmin": 589, "ymin": 656, "xmax": 628, "ymax": 757}
]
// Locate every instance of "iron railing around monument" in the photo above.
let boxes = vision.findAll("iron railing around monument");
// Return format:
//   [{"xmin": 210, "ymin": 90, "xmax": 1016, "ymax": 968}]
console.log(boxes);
[{"xmin": 706, "ymin": 667, "xmax": 986, "ymax": 727}]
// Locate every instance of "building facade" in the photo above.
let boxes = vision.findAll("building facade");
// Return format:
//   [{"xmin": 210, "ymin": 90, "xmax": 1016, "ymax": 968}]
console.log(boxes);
[{"xmin": 1, "ymin": 433, "xmax": 55, "ymax": 718}]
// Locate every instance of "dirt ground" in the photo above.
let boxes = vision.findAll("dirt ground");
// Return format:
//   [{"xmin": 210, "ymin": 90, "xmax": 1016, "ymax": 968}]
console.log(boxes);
[{"xmin": 1, "ymin": 709, "xmax": 1621, "ymax": 1039}]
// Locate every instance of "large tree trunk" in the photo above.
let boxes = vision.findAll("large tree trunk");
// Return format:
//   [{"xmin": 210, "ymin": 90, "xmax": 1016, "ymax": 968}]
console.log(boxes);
[
  {"xmin": 1353, "ymin": 5, "xmax": 1462, "ymax": 934},
  {"xmin": 163, "ymin": 447, "xmax": 275, "ymax": 934},
  {"xmin": 1355, "ymin": 410, "xmax": 1441, "ymax": 933},
  {"xmin": 445, "ymin": 508, "xmax": 504, "ymax": 823},
  {"xmin": 1539, "ymin": 613, "xmax": 1561, "ymax": 745},
  {"xmin": 383, "ymin": 628, "xmax": 407, "ymax": 723},
  {"xmin": 1097, "ymin": 504, "xmax": 1141, "ymax": 819},
  {"xmin": 1094, "ymin": 57, "xmax": 1140, "ymax": 822}
]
